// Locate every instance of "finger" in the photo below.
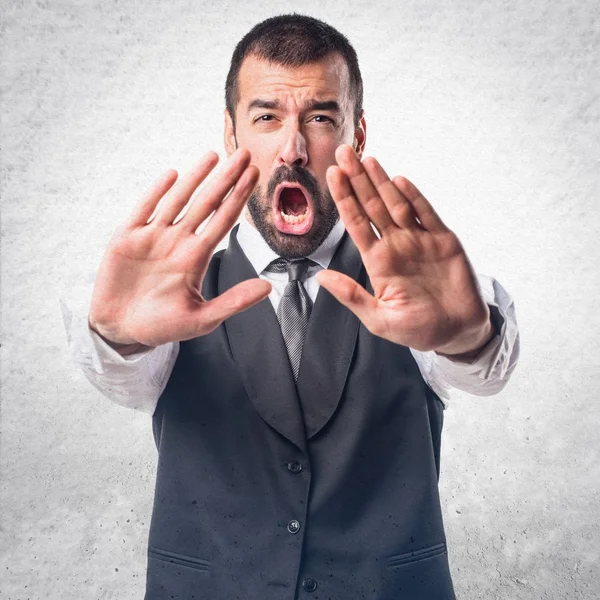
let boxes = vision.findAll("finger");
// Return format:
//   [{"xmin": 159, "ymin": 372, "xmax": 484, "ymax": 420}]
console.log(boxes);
[
  {"xmin": 316, "ymin": 269, "xmax": 382, "ymax": 334},
  {"xmin": 190, "ymin": 279, "xmax": 272, "ymax": 336},
  {"xmin": 199, "ymin": 165, "xmax": 259, "ymax": 250},
  {"xmin": 335, "ymin": 145, "xmax": 395, "ymax": 234},
  {"xmin": 326, "ymin": 165, "xmax": 378, "ymax": 253},
  {"xmin": 128, "ymin": 169, "xmax": 179, "ymax": 227},
  {"xmin": 362, "ymin": 157, "xmax": 421, "ymax": 230},
  {"xmin": 392, "ymin": 176, "xmax": 449, "ymax": 233},
  {"xmin": 153, "ymin": 151, "xmax": 220, "ymax": 225},
  {"xmin": 181, "ymin": 148, "xmax": 253, "ymax": 233}
]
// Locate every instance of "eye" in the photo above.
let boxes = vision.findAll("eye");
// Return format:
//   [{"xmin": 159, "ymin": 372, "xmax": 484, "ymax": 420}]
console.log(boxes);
[
  {"xmin": 255, "ymin": 114, "xmax": 276, "ymax": 123},
  {"xmin": 311, "ymin": 115, "xmax": 334, "ymax": 124}
]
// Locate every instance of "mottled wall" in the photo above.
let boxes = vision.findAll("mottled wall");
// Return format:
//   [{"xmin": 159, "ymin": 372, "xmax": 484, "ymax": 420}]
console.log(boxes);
[{"xmin": 1, "ymin": 0, "xmax": 599, "ymax": 598}]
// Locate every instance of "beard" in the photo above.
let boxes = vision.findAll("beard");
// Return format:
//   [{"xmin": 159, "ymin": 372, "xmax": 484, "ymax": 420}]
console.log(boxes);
[{"xmin": 246, "ymin": 164, "xmax": 340, "ymax": 259}]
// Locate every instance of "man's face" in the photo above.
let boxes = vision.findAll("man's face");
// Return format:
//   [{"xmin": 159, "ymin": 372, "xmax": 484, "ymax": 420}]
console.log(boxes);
[{"xmin": 225, "ymin": 53, "xmax": 366, "ymax": 258}]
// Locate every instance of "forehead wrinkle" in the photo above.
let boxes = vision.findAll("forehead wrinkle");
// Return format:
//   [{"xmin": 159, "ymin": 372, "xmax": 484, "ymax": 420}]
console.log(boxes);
[{"xmin": 248, "ymin": 80, "xmax": 340, "ymax": 103}]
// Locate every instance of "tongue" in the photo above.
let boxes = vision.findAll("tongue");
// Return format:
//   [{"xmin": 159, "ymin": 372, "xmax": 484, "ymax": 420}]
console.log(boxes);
[{"xmin": 281, "ymin": 188, "xmax": 307, "ymax": 215}]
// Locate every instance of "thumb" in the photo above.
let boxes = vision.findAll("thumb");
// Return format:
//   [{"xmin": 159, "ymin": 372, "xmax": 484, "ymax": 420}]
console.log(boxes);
[
  {"xmin": 316, "ymin": 269, "xmax": 380, "ymax": 330},
  {"xmin": 191, "ymin": 279, "xmax": 272, "ymax": 336}
]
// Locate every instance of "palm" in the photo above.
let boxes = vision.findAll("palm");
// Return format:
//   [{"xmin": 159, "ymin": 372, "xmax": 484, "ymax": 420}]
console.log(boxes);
[
  {"xmin": 360, "ymin": 227, "xmax": 484, "ymax": 351},
  {"xmin": 89, "ymin": 149, "xmax": 271, "ymax": 347},
  {"xmin": 319, "ymin": 145, "xmax": 490, "ymax": 354},
  {"xmin": 92, "ymin": 230, "xmax": 206, "ymax": 346}
]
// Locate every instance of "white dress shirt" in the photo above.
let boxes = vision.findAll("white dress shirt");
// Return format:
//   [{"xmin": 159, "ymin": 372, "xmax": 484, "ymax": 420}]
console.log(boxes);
[{"xmin": 61, "ymin": 215, "xmax": 520, "ymax": 415}]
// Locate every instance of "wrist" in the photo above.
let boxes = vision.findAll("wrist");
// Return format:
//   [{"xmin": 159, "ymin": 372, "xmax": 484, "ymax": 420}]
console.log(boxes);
[
  {"xmin": 88, "ymin": 317, "xmax": 150, "ymax": 356},
  {"xmin": 435, "ymin": 320, "xmax": 494, "ymax": 360},
  {"xmin": 434, "ymin": 304, "xmax": 501, "ymax": 360}
]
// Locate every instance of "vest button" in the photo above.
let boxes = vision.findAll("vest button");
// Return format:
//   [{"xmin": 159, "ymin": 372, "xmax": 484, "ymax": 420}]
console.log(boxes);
[
  {"xmin": 287, "ymin": 460, "xmax": 303, "ymax": 473},
  {"xmin": 287, "ymin": 519, "xmax": 301, "ymax": 534},
  {"xmin": 302, "ymin": 578, "xmax": 318, "ymax": 592}
]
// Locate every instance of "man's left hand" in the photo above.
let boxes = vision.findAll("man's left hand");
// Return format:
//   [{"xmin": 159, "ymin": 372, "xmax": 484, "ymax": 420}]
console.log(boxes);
[{"xmin": 317, "ymin": 144, "xmax": 494, "ymax": 357}]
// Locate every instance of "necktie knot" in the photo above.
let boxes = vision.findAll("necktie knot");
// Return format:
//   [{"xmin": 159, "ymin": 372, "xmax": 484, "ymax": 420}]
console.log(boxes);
[{"xmin": 266, "ymin": 258, "xmax": 315, "ymax": 282}]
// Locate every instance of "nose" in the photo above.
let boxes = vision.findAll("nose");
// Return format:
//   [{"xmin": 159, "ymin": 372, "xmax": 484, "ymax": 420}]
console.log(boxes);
[{"xmin": 278, "ymin": 124, "xmax": 308, "ymax": 168}]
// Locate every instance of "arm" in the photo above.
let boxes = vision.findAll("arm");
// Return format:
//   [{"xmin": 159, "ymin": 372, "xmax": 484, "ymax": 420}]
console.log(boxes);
[
  {"xmin": 61, "ymin": 294, "xmax": 177, "ymax": 414},
  {"xmin": 317, "ymin": 145, "xmax": 520, "ymax": 396},
  {"xmin": 64, "ymin": 149, "xmax": 271, "ymax": 412},
  {"xmin": 410, "ymin": 273, "xmax": 520, "ymax": 402}
]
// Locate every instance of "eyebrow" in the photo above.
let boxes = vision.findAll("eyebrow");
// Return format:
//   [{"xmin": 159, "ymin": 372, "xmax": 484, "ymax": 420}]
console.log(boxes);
[{"xmin": 246, "ymin": 99, "xmax": 342, "ymax": 114}]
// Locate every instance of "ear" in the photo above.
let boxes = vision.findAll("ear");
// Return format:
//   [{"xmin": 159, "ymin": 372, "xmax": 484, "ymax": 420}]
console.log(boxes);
[
  {"xmin": 224, "ymin": 109, "xmax": 237, "ymax": 157},
  {"xmin": 353, "ymin": 111, "xmax": 367, "ymax": 159}
]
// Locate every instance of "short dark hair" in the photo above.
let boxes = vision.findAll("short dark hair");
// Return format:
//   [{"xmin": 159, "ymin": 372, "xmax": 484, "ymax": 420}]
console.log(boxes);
[{"xmin": 225, "ymin": 14, "xmax": 364, "ymax": 130}]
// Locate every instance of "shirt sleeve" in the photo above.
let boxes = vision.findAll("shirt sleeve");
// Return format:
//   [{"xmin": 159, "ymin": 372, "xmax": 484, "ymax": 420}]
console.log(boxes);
[
  {"xmin": 60, "ymin": 279, "xmax": 178, "ymax": 415},
  {"xmin": 410, "ymin": 274, "xmax": 520, "ymax": 405}
]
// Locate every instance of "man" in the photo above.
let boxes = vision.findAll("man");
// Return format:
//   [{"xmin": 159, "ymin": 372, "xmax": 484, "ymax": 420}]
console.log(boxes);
[{"xmin": 66, "ymin": 14, "xmax": 519, "ymax": 600}]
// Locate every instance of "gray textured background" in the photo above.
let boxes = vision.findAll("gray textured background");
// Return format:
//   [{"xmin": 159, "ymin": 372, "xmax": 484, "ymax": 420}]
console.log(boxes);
[{"xmin": 2, "ymin": 0, "xmax": 599, "ymax": 598}]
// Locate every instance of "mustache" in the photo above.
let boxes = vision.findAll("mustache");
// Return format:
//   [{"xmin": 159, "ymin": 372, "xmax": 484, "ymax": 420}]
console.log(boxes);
[{"xmin": 266, "ymin": 165, "xmax": 321, "ymax": 199}]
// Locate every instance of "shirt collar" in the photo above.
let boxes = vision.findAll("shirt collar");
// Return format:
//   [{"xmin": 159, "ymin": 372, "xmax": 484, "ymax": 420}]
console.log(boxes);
[{"xmin": 236, "ymin": 211, "xmax": 347, "ymax": 275}]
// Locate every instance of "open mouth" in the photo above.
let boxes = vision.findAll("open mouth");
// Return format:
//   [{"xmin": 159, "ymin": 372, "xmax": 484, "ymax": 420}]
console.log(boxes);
[{"xmin": 273, "ymin": 184, "xmax": 314, "ymax": 235}]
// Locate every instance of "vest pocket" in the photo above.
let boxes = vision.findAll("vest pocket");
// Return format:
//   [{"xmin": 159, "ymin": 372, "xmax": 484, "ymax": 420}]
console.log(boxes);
[
  {"xmin": 148, "ymin": 546, "xmax": 212, "ymax": 572},
  {"xmin": 386, "ymin": 542, "xmax": 447, "ymax": 569}
]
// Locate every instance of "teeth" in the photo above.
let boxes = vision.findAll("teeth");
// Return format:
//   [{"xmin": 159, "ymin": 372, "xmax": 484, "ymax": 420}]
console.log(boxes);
[{"xmin": 280, "ymin": 210, "xmax": 308, "ymax": 224}]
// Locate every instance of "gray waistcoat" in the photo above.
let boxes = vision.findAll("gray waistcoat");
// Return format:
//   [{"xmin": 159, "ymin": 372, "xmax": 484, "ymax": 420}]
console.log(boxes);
[{"xmin": 145, "ymin": 226, "xmax": 456, "ymax": 600}]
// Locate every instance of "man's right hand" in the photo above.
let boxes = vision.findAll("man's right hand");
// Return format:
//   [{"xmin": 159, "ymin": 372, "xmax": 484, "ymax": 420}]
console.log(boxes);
[{"xmin": 88, "ymin": 148, "xmax": 271, "ymax": 350}]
